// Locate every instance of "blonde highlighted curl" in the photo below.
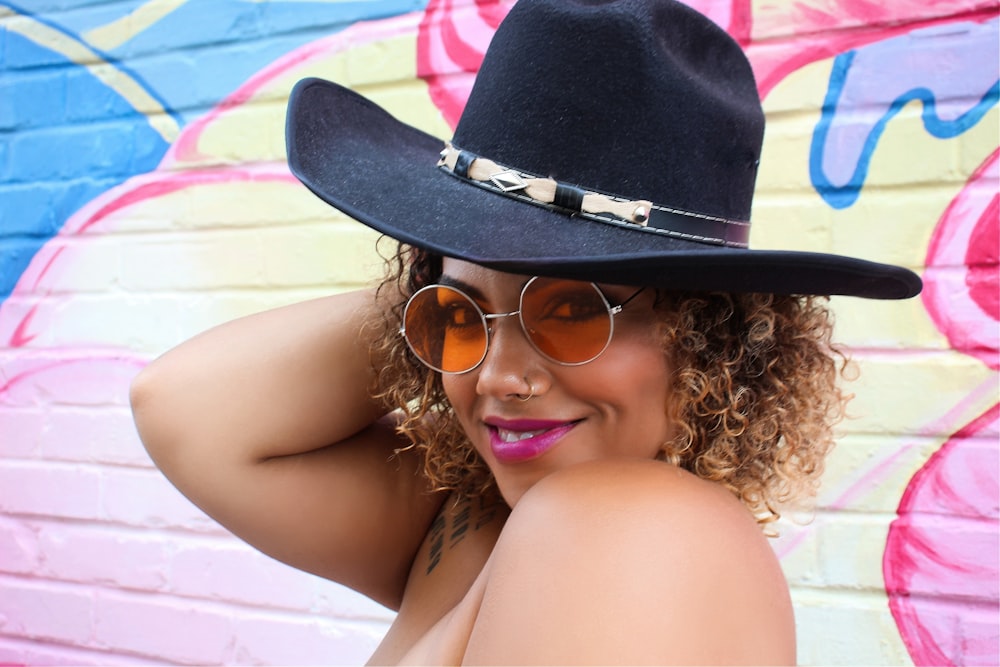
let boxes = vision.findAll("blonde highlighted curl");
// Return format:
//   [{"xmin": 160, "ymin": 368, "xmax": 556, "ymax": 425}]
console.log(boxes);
[{"xmin": 366, "ymin": 243, "xmax": 850, "ymax": 527}]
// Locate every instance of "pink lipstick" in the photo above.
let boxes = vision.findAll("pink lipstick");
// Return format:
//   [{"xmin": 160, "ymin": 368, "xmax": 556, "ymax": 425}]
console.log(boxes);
[{"xmin": 485, "ymin": 418, "xmax": 579, "ymax": 463}]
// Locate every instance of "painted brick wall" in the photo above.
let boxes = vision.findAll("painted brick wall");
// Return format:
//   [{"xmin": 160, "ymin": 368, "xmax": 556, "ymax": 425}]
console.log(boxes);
[{"xmin": 1, "ymin": 1, "xmax": 997, "ymax": 665}]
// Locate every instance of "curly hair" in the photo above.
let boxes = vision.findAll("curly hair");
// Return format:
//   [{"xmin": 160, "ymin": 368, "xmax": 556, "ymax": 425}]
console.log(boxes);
[{"xmin": 366, "ymin": 242, "xmax": 850, "ymax": 527}]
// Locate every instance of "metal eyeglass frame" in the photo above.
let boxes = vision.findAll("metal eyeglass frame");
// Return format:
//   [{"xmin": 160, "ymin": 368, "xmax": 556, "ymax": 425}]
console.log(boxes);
[{"xmin": 400, "ymin": 275, "xmax": 645, "ymax": 374}]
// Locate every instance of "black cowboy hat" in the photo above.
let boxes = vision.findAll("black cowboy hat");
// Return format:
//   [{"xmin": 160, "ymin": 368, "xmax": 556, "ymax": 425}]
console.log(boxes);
[{"xmin": 286, "ymin": 0, "xmax": 922, "ymax": 299}]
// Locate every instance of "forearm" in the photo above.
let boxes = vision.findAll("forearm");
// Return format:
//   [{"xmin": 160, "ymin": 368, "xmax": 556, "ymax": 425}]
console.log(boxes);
[{"xmin": 131, "ymin": 288, "xmax": 386, "ymax": 470}]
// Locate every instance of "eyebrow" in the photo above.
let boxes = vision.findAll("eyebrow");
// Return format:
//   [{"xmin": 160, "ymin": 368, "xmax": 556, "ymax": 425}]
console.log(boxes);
[{"xmin": 437, "ymin": 274, "xmax": 487, "ymax": 302}]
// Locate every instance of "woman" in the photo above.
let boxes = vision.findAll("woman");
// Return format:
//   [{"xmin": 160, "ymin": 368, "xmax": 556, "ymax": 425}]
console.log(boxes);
[{"xmin": 131, "ymin": 0, "xmax": 922, "ymax": 663}]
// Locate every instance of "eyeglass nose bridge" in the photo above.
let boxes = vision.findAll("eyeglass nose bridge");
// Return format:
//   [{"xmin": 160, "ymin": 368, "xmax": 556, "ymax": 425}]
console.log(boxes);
[
  {"xmin": 482, "ymin": 309, "xmax": 521, "ymax": 327},
  {"xmin": 481, "ymin": 308, "xmax": 526, "ymax": 344},
  {"xmin": 478, "ymin": 307, "xmax": 543, "ymax": 373}
]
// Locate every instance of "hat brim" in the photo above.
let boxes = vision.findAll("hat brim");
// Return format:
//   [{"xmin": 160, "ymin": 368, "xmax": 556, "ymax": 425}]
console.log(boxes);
[{"xmin": 287, "ymin": 77, "xmax": 922, "ymax": 299}]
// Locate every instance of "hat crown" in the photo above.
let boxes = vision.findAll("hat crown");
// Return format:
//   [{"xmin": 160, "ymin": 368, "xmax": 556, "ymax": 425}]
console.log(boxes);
[{"xmin": 452, "ymin": 0, "xmax": 764, "ymax": 221}]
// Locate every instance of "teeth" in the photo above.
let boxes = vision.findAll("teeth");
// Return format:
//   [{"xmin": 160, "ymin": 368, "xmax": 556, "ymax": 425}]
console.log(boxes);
[{"xmin": 497, "ymin": 428, "xmax": 546, "ymax": 443}]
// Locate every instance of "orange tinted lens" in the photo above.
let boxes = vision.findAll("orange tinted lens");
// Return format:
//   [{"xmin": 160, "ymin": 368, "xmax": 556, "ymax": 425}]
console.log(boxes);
[
  {"xmin": 520, "ymin": 278, "xmax": 612, "ymax": 363},
  {"xmin": 404, "ymin": 285, "xmax": 487, "ymax": 372}
]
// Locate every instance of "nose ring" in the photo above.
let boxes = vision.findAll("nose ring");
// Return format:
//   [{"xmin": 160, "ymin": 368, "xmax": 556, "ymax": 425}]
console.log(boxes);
[{"xmin": 515, "ymin": 377, "xmax": 535, "ymax": 402}]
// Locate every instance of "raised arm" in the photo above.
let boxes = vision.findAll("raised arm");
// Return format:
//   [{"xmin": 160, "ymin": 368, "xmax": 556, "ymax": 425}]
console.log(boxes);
[{"xmin": 130, "ymin": 289, "xmax": 443, "ymax": 609}]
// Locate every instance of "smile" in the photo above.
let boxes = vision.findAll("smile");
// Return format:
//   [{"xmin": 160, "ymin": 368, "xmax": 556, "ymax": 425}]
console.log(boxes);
[
  {"xmin": 486, "ymin": 419, "xmax": 579, "ymax": 463},
  {"xmin": 496, "ymin": 428, "xmax": 548, "ymax": 443}
]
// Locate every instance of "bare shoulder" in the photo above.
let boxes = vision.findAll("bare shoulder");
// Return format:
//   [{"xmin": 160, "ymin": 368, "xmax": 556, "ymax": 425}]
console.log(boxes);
[{"xmin": 464, "ymin": 459, "xmax": 796, "ymax": 665}]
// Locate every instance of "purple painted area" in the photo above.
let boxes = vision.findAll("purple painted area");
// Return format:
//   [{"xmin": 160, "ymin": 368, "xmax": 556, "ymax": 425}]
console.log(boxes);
[{"xmin": 822, "ymin": 20, "xmax": 998, "ymax": 189}]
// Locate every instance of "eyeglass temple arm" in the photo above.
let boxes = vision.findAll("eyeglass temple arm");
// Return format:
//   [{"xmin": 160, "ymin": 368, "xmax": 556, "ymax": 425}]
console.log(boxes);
[{"xmin": 610, "ymin": 286, "xmax": 646, "ymax": 315}]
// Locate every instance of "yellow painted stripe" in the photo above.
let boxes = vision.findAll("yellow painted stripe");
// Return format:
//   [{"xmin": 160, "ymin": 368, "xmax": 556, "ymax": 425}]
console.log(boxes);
[
  {"xmin": 83, "ymin": 0, "xmax": 188, "ymax": 51},
  {"xmin": 2, "ymin": 10, "xmax": 180, "ymax": 143}
]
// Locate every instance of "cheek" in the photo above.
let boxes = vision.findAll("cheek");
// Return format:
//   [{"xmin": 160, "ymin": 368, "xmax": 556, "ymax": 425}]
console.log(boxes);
[
  {"xmin": 628, "ymin": 361, "xmax": 672, "ymax": 426},
  {"xmin": 441, "ymin": 374, "xmax": 467, "ymax": 409},
  {"xmin": 603, "ymin": 337, "xmax": 673, "ymax": 437},
  {"xmin": 441, "ymin": 378, "xmax": 479, "ymax": 463},
  {"xmin": 610, "ymin": 324, "xmax": 670, "ymax": 383},
  {"xmin": 442, "ymin": 374, "xmax": 479, "ymax": 429}
]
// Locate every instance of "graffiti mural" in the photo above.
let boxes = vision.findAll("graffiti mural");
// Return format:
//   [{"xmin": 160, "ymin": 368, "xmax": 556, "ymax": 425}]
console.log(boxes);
[{"xmin": 0, "ymin": 0, "xmax": 996, "ymax": 664}]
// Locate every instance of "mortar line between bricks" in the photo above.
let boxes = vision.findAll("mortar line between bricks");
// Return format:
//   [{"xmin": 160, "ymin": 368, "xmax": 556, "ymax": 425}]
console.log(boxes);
[
  {"xmin": 0, "ymin": 511, "xmax": 230, "ymax": 538},
  {"xmin": 0, "ymin": 458, "xmax": 160, "ymax": 474},
  {"xmin": 789, "ymin": 585, "xmax": 898, "ymax": 601},
  {"xmin": 0, "ymin": 507, "xmax": 232, "ymax": 538},
  {"xmin": 790, "ymin": 583, "xmax": 1000, "ymax": 608},
  {"xmin": 0, "ymin": 456, "xmax": 159, "ymax": 472},
  {"xmin": 810, "ymin": 507, "xmax": 1000, "ymax": 525},
  {"xmin": 0, "ymin": 632, "xmax": 180, "ymax": 667},
  {"xmin": 847, "ymin": 347, "xmax": 999, "ymax": 359},
  {"xmin": 829, "ymin": 428, "xmax": 986, "ymax": 438},
  {"xmin": 835, "ymin": 433, "xmax": 971, "ymax": 445},
  {"xmin": 0, "ymin": 571, "xmax": 395, "ymax": 626}
]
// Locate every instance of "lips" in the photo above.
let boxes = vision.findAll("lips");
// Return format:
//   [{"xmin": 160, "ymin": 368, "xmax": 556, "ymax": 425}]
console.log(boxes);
[{"xmin": 485, "ymin": 418, "xmax": 579, "ymax": 463}]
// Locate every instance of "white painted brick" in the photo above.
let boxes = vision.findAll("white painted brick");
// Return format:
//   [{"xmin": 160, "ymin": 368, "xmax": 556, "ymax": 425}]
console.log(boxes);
[
  {"xmin": 120, "ymin": 230, "xmax": 269, "ymax": 291},
  {"xmin": 0, "ymin": 352, "xmax": 137, "ymax": 408},
  {"xmin": 166, "ymin": 289, "xmax": 347, "ymax": 337},
  {"xmin": 168, "ymin": 537, "xmax": 319, "ymax": 609},
  {"xmin": 167, "ymin": 535, "xmax": 394, "ymax": 619},
  {"xmin": 99, "ymin": 466, "xmax": 223, "ymax": 533},
  {"xmin": 772, "ymin": 521, "xmax": 823, "ymax": 588},
  {"xmin": 793, "ymin": 589, "xmax": 913, "ymax": 665},
  {"xmin": 7, "ymin": 293, "xmax": 184, "ymax": 352},
  {"xmin": 118, "ymin": 225, "xmax": 383, "ymax": 294},
  {"xmin": 258, "ymin": 223, "xmax": 383, "ymax": 288},
  {"xmin": 0, "ymin": 516, "xmax": 41, "ymax": 575},
  {"xmin": 815, "ymin": 514, "xmax": 894, "ymax": 591},
  {"xmin": 118, "ymin": 178, "xmax": 337, "ymax": 233},
  {"xmin": 0, "ymin": 407, "xmax": 45, "ymax": 457},
  {"xmin": 846, "ymin": 352, "xmax": 995, "ymax": 436},
  {"xmin": 103, "ymin": 289, "xmax": 335, "ymax": 357},
  {"xmin": 0, "ymin": 576, "xmax": 94, "ymax": 645},
  {"xmin": 19, "ymin": 236, "xmax": 122, "ymax": 294},
  {"xmin": 309, "ymin": 580, "xmax": 396, "ymax": 622},
  {"xmin": 0, "ymin": 637, "xmax": 165, "ymax": 666},
  {"xmin": 819, "ymin": 434, "xmax": 945, "ymax": 514},
  {"xmin": 92, "ymin": 590, "xmax": 233, "ymax": 664},
  {"xmin": 21, "ymin": 296, "xmax": 173, "ymax": 357},
  {"xmin": 0, "ymin": 461, "xmax": 101, "ymax": 520},
  {"xmin": 35, "ymin": 522, "xmax": 170, "ymax": 591},
  {"xmin": 40, "ymin": 406, "xmax": 151, "ymax": 468},
  {"xmin": 231, "ymin": 613, "xmax": 387, "ymax": 666},
  {"xmin": 829, "ymin": 293, "xmax": 946, "ymax": 351}
]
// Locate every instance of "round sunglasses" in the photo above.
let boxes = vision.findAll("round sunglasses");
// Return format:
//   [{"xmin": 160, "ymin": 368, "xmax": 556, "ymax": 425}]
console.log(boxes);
[{"xmin": 400, "ymin": 276, "xmax": 645, "ymax": 374}]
